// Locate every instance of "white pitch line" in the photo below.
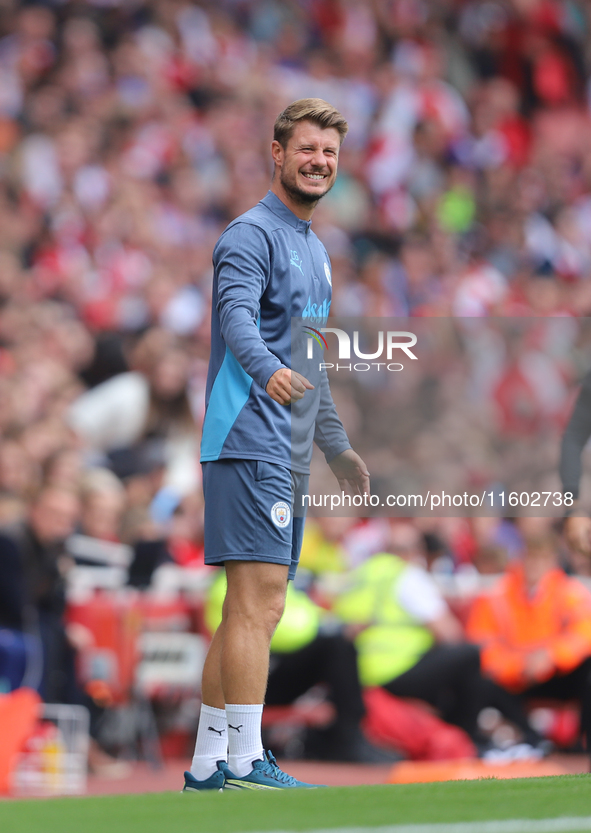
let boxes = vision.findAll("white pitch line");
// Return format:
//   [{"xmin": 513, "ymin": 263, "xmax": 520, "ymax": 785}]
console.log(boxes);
[{"xmin": 262, "ymin": 820, "xmax": 591, "ymax": 833}]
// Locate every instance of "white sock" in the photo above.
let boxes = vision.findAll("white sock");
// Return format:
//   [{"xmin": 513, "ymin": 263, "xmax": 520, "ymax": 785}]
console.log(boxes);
[
  {"xmin": 226, "ymin": 703, "xmax": 264, "ymax": 777},
  {"xmin": 190, "ymin": 704, "xmax": 227, "ymax": 780}
]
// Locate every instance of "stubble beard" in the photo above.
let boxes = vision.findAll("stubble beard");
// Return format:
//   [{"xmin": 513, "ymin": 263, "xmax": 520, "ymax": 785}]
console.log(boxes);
[{"xmin": 280, "ymin": 168, "xmax": 334, "ymax": 206}]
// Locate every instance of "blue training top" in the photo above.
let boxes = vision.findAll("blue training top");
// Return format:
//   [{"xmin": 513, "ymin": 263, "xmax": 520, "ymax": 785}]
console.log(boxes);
[{"xmin": 200, "ymin": 190, "xmax": 351, "ymax": 474}]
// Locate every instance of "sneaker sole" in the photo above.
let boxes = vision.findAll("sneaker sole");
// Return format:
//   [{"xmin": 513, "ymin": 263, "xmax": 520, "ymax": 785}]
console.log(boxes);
[{"xmin": 224, "ymin": 780, "xmax": 282, "ymax": 790}]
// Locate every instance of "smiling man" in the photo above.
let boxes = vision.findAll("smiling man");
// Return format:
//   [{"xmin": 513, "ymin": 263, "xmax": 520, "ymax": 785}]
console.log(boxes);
[
  {"xmin": 272, "ymin": 109, "xmax": 339, "ymax": 210},
  {"xmin": 183, "ymin": 99, "xmax": 369, "ymax": 792}
]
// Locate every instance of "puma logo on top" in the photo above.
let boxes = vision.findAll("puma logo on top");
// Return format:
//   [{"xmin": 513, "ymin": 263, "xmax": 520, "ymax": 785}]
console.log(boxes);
[{"xmin": 290, "ymin": 250, "xmax": 303, "ymax": 274}]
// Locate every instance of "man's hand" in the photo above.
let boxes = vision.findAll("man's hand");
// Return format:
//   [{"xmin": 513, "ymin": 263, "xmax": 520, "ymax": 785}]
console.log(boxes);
[
  {"xmin": 329, "ymin": 448, "xmax": 370, "ymax": 496},
  {"xmin": 266, "ymin": 368, "xmax": 314, "ymax": 405},
  {"xmin": 564, "ymin": 515, "xmax": 591, "ymax": 556},
  {"xmin": 523, "ymin": 648, "xmax": 554, "ymax": 684}
]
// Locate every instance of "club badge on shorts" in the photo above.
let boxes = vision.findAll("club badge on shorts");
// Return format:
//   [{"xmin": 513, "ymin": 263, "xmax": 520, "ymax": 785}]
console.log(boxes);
[{"xmin": 271, "ymin": 501, "xmax": 290, "ymax": 528}]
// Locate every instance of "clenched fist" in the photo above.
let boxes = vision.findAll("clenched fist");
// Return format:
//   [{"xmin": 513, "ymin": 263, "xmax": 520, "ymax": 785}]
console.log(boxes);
[{"xmin": 266, "ymin": 368, "xmax": 314, "ymax": 405}]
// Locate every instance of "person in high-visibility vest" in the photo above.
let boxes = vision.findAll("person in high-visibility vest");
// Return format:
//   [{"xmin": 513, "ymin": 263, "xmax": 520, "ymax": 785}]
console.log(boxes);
[
  {"xmin": 467, "ymin": 520, "xmax": 591, "ymax": 759},
  {"xmin": 206, "ymin": 570, "xmax": 399, "ymax": 763},
  {"xmin": 332, "ymin": 522, "xmax": 501, "ymax": 748}
]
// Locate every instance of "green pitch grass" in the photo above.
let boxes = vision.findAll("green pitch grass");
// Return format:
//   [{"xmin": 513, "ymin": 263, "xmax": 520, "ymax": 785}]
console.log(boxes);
[{"xmin": 2, "ymin": 775, "xmax": 591, "ymax": 833}]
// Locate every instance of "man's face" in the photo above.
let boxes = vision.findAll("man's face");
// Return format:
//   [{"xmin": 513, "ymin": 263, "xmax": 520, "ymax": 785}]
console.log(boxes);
[
  {"xmin": 30, "ymin": 489, "xmax": 80, "ymax": 547},
  {"xmin": 273, "ymin": 120, "xmax": 340, "ymax": 205},
  {"xmin": 388, "ymin": 522, "xmax": 424, "ymax": 564}
]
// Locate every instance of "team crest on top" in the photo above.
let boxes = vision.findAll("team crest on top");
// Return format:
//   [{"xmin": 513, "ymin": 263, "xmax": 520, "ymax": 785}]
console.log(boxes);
[
  {"xmin": 271, "ymin": 501, "xmax": 290, "ymax": 528},
  {"xmin": 324, "ymin": 262, "xmax": 332, "ymax": 286}
]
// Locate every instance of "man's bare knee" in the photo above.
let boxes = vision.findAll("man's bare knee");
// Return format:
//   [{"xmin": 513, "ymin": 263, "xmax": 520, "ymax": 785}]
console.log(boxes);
[{"xmin": 224, "ymin": 561, "xmax": 288, "ymax": 634}]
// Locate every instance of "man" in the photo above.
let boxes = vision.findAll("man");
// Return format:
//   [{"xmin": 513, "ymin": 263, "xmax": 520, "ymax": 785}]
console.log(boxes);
[
  {"xmin": 466, "ymin": 521, "xmax": 591, "ymax": 760},
  {"xmin": 0, "ymin": 484, "xmax": 133, "ymax": 776},
  {"xmin": 0, "ymin": 484, "xmax": 80, "ymax": 698},
  {"xmin": 332, "ymin": 522, "xmax": 486, "ymax": 749},
  {"xmin": 560, "ymin": 369, "xmax": 591, "ymax": 556},
  {"xmin": 183, "ymin": 99, "xmax": 369, "ymax": 792}
]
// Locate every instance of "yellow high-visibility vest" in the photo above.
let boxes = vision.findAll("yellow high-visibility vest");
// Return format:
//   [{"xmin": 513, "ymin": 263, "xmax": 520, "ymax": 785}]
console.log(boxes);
[
  {"xmin": 205, "ymin": 571, "xmax": 321, "ymax": 654},
  {"xmin": 334, "ymin": 553, "xmax": 434, "ymax": 686}
]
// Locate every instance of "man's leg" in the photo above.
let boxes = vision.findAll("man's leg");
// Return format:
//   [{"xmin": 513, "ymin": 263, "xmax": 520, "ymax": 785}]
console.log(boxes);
[
  {"xmin": 189, "ymin": 625, "xmax": 228, "ymax": 780},
  {"xmin": 200, "ymin": 624, "xmax": 225, "ymax": 709},
  {"xmin": 526, "ymin": 656, "xmax": 591, "ymax": 759},
  {"xmin": 191, "ymin": 562, "xmax": 288, "ymax": 779},
  {"xmin": 477, "ymin": 677, "xmax": 542, "ymax": 747},
  {"xmin": 266, "ymin": 634, "xmax": 364, "ymax": 723},
  {"xmin": 222, "ymin": 560, "xmax": 288, "ymax": 775},
  {"xmin": 383, "ymin": 643, "xmax": 484, "ymax": 742},
  {"xmin": 266, "ymin": 633, "xmax": 375, "ymax": 760},
  {"xmin": 189, "ymin": 459, "xmax": 311, "ymax": 787}
]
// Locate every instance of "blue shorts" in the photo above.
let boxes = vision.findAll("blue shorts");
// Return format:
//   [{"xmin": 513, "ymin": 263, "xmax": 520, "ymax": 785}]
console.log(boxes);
[{"xmin": 202, "ymin": 459, "xmax": 309, "ymax": 581}]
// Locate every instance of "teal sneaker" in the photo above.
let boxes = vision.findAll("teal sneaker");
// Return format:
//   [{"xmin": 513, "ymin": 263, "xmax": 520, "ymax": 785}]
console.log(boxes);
[
  {"xmin": 219, "ymin": 751, "xmax": 322, "ymax": 790},
  {"xmin": 182, "ymin": 768, "xmax": 225, "ymax": 793}
]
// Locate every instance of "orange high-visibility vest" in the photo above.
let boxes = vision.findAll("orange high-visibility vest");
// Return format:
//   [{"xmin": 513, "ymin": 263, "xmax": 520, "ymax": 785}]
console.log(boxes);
[{"xmin": 466, "ymin": 565, "xmax": 591, "ymax": 692}]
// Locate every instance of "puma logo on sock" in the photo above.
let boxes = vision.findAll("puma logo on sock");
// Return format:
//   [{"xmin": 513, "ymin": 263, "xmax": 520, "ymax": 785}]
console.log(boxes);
[
  {"xmin": 208, "ymin": 726, "xmax": 225, "ymax": 735},
  {"xmin": 228, "ymin": 724, "xmax": 243, "ymax": 732}
]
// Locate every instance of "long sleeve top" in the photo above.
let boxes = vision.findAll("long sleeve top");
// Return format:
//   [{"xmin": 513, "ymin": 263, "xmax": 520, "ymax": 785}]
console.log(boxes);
[{"xmin": 200, "ymin": 191, "xmax": 351, "ymax": 473}]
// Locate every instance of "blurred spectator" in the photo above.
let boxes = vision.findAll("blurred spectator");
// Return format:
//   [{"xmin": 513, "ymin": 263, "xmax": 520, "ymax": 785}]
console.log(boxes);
[
  {"xmin": 0, "ymin": 484, "xmax": 80, "ymax": 700},
  {"xmin": 79, "ymin": 468, "xmax": 126, "ymax": 543},
  {"xmin": 467, "ymin": 519, "xmax": 591, "ymax": 758},
  {"xmin": 167, "ymin": 491, "xmax": 207, "ymax": 569},
  {"xmin": 298, "ymin": 517, "xmax": 354, "ymax": 575},
  {"xmin": 68, "ymin": 328, "xmax": 199, "ymax": 497},
  {"xmin": 0, "ymin": 438, "xmax": 39, "ymax": 502},
  {"xmin": 43, "ymin": 447, "xmax": 84, "ymax": 492},
  {"xmin": 332, "ymin": 522, "xmax": 488, "ymax": 747}
]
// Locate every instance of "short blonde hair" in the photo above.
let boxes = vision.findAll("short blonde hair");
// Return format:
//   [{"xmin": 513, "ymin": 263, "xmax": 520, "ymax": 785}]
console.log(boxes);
[{"xmin": 274, "ymin": 98, "xmax": 348, "ymax": 148}]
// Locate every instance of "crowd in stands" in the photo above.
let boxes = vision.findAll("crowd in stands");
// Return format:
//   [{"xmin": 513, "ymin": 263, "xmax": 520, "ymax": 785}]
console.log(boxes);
[{"xmin": 3, "ymin": 0, "xmax": 591, "ymax": 769}]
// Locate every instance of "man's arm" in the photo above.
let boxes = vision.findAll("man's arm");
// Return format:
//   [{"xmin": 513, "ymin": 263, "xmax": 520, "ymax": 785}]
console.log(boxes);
[
  {"xmin": 397, "ymin": 564, "xmax": 462, "ymax": 643},
  {"xmin": 216, "ymin": 224, "xmax": 315, "ymax": 406},
  {"xmin": 215, "ymin": 223, "xmax": 285, "ymax": 392},
  {"xmin": 313, "ymin": 371, "xmax": 369, "ymax": 494},
  {"xmin": 328, "ymin": 449, "xmax": 370, "ymax": 496},
  {"xmin": 541, "ymin": 582, "xmax": 591, "ymax": 676},
  {"xmin": 560, "ymin": 371, "xmax": 591, "ymax": 554}
]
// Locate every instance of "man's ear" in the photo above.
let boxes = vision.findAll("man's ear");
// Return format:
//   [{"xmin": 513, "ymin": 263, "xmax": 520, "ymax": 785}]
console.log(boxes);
[{"xmin": 271, "ymin": 139, "xmax": 284, "ymax": 169}]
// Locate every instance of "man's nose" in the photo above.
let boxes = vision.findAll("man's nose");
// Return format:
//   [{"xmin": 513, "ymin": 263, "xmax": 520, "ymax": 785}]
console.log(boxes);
[{"xmin": 310, "ymin": 149, "xmax": 327, "ymax": 167}]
